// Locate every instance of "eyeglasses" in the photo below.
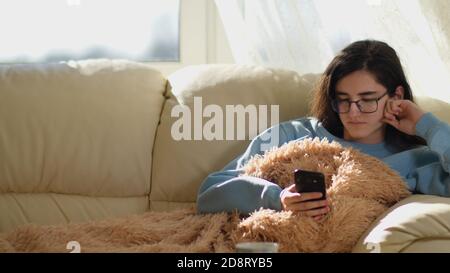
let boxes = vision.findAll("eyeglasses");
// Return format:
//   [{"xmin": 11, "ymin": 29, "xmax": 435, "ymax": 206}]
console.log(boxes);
[{"xmin": 331, "ymin": 92, "xmax": 388, "ymax": 114}]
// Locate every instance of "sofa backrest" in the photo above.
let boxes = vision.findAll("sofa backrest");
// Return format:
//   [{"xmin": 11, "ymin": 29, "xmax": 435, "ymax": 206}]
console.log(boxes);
[
  {"xmin": 415, "ymin": 96, "xmax": 450, "ymax": 123},
  {"xmin": 150, "ymin": 64, "xmax": 318, "ymax": 211},
  {"xmin": 0, "ymin": 60, "xmax": 166, "ymax": 232}
]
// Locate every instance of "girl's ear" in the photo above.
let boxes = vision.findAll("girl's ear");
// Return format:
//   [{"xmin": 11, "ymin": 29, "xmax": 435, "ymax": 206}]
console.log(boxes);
[{"xmin": 394, "ymin": 86, "xmax": 405, "ymax": 100}]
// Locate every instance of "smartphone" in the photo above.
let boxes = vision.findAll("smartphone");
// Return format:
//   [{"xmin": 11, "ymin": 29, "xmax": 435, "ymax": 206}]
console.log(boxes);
[{"xmin": 294, "ymin": 169, "xmax": 326, "ymax": 201}]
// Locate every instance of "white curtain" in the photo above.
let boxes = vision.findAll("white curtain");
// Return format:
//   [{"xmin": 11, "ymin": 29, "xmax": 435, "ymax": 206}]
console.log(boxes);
[{"xmin": 215, "ymin": 0, "xmax": 450, "ymax": 103}]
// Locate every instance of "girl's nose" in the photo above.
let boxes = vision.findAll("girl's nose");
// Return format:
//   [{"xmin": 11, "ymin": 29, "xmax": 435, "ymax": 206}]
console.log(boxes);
[{"xmin": 347, "ymin": 102, "xmax": 361, "ymax": 117}]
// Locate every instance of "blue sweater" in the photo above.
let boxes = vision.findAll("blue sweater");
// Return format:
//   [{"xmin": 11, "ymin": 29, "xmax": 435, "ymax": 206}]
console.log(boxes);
[{"xmin": 197, "ymin": 113, "xmax": 450, "ymax": 214}]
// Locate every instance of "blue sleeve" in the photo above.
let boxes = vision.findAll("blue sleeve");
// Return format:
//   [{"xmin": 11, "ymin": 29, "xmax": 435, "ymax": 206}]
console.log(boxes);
[
  {"xmin": 196, "ymin": 120, "xmax": 314, "ymax": 214},
  {"xmin": 407, "ymin": 113, "xmax": 450, "ymax": 195}
]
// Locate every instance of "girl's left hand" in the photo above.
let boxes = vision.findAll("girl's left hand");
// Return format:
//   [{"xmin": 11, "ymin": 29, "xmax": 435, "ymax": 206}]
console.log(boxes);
[{"xmin": 382, "ymin": 99, "xmax": 425, "ymax": 136}]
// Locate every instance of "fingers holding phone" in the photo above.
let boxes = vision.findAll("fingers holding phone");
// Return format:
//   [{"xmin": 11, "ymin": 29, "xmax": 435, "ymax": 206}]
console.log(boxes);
[
  {"xmin": 280, "ymin": 170, "xmax": 331, "ymax": 220},
  {"xmin": 280, "ymin": 186, "xmax": 330, "ymax": 218}
]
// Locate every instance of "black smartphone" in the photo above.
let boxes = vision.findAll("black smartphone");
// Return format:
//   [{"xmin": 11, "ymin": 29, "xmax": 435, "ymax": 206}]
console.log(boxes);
[{"xmin": 294, "ymin": 169, "xmax": 326, "ymax": 201}]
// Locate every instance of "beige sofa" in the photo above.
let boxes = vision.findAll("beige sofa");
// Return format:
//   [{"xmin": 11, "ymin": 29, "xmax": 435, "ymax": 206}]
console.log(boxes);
[{"xmin": 1, "ymin": 59, "xmax": 449, "ymax": 252}]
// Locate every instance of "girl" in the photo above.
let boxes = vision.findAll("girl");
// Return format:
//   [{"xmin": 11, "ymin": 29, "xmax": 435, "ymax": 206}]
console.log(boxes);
[{"xmin": 197, "ymin": 40, "xmax": 450, "ymax": 220}]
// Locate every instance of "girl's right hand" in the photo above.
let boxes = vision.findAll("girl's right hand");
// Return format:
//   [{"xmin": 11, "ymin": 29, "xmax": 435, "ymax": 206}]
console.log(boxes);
[
  {"xmin": 383, "ymin": 98, "xmax": 425, "ymax": 136},
  {"xmin": 280, "ymin": 184, "xmax": 330, "ymax": 221}
]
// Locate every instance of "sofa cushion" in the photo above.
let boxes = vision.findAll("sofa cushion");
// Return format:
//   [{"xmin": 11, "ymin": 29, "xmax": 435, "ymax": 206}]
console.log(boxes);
[
  {"xmin": 416, "ymin": 96, "xmax": 450, "ymax": 123},
  {"xmin": 352, "ymin": 194, "xmax": 450, "ymax": 253},
  {"xmin": 0, "ymin": 193, "xmax": 148, "ymax": 232},
  {"xmin": 0, "ymin": 59, "xmax": 166, "ymax": 231},
  {"xmin": 150, "ymin": 65, "xmax": 317, "ymax": 210}
]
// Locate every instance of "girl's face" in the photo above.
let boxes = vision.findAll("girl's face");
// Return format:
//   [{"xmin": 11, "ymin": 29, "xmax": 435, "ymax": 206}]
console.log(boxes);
[{"xmin": 334, "ymin": 70, "xmax": 391, "ymax": 144}]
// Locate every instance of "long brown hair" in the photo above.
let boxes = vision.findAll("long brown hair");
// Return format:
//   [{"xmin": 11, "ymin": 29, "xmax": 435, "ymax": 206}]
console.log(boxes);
[{"xmin": 310, "ymin": 40, "xmax": 426, "ymax": 150}]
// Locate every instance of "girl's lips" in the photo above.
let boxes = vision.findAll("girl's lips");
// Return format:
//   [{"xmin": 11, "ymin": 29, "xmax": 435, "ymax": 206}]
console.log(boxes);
[{"xmin": 348, "ymin": 121, "xmax": 366, "ymax": 125}]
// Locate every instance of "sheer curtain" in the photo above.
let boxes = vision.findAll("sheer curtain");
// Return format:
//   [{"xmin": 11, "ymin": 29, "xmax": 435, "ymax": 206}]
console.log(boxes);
[{"xmin": 215, "ymin": 0, "xmax": 450, "ymax": 103}]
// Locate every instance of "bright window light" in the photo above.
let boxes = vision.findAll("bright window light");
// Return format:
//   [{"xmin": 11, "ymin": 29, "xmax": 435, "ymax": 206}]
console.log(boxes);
[{"xmin": 0, "ymin": 0, "xmax": 180, "ymax": 63}]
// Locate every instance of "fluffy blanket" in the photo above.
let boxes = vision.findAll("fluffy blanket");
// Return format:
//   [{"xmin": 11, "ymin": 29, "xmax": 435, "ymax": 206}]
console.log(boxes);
[{"xmin": 0, "ymin": 138, "xmax": 410, "ymax": 253}]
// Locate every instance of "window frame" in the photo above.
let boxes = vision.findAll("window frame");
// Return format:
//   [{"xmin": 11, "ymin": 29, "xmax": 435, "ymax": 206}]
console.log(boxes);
[
  {"xmin": 151, "ymin": 0, "xmax": 233, "ymax": 76},
  {"xmin": 0, "ymin": 0, "xmax": 233, "ymax": 75}
]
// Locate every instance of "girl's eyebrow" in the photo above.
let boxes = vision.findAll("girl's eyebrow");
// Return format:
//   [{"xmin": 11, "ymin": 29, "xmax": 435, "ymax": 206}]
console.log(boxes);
[{"xmin": 336, "ymin": 91, "xmax": 378, "ymax": 96}]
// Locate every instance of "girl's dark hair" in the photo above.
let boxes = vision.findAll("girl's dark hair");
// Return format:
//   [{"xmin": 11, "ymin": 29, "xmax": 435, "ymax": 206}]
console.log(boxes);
[{"xmin": 310, "ymin": 39, "xmax": 426, "ymax": 150}]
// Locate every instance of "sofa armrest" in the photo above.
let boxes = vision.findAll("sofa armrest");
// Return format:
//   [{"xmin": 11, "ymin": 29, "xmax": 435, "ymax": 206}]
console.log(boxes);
[{"xmin": 352, "ymin": 194, "xmax": 450, "ymax": 253}]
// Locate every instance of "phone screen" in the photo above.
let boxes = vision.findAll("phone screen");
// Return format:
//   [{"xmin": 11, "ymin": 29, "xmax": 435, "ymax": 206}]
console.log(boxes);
[{"xmin": 294, "ymin": 169, "xmax": 326, "ymax": 200}]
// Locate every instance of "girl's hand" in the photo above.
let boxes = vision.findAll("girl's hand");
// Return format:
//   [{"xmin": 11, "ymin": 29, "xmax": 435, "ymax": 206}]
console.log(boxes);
[
  {"xmin": 383, "ymin": 99, "xmax": 425, "ymax": 135},
  {"xmin": 280, "ymin": 184, "xmax": 330, "ymax": 221}
]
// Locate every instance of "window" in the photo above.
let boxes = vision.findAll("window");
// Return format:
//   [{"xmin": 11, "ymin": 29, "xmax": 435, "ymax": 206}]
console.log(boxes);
[{"xmin": 0, "ymin": 0, "xmax": 180, "ymax": 63}]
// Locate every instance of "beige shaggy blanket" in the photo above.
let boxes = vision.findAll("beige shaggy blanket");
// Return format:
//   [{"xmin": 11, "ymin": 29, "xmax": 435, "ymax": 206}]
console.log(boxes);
[{"xmin": 0, "ymin": 138, "xmax": 410, "ymax": 253}]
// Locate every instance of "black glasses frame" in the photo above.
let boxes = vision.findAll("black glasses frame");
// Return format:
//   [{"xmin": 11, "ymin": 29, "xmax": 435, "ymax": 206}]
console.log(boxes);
[{"xmin": 331, "ymin": 92, "xmax": 389, "ymax": 114}]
